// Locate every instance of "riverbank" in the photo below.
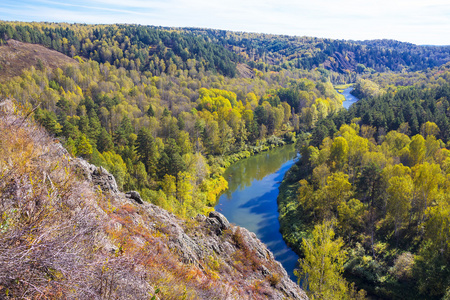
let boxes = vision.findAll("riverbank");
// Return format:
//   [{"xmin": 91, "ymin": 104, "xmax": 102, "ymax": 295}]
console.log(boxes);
[
  {"xmin": 277, "ymin": 159, "xmax": 309, "ymax": 256},
  {"xmin": 334, "ymin": 83, "xmax": 354, "ymax": 93}
]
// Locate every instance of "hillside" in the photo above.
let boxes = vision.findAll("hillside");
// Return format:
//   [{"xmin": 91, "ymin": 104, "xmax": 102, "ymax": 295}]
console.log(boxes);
[
  {"xmin": 2, "ymin": 20, "xmax": 449, "ymax": 300},
  {"xmin": 0, "ymin": 39, "xmax": 77, "ymax": 81},
  {"xmin": 181, "ymin": 28, "xmax": 450, "ymax": 76},
  {"xmin": 0, "ymin": 98, "xmax": 307, "ymax": 299}
]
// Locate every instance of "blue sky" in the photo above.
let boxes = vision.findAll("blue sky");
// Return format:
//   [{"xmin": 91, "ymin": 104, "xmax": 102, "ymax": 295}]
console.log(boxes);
[{"xmin": 1, "ymin": 0, "xmax": 450, "ymax": 45}]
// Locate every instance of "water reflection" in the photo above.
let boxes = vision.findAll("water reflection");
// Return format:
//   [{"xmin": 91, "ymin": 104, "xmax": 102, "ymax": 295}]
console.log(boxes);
[
  {"xmin": 215, "ymin": 144, "xmax": 299, "ymax": 281},
  {"xmin": 223, "ymin": 144, "xmax": 297, "ymax": 196}
]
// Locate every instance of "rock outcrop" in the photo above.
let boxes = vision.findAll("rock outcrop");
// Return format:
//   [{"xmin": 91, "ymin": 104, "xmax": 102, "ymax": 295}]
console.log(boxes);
[
  {"xmin": 125, "ymin": 191, "xmax": 143, "ymax": 204},
  {"xmin": 71, "ymin": 158, "xmax": 119, "ymax": 193}
]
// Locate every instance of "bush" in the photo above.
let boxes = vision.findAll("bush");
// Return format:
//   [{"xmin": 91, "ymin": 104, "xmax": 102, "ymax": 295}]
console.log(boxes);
[{"xmin": 390, "ymin": 252, "xmax": 414, "ymax": 281}]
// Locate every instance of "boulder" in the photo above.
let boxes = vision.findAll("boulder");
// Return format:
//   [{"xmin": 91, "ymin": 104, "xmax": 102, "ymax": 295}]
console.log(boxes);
[
  {"xmin": 125, "ymin": 191, "xmax": 143, "ymax": 204},
  {"xmin": 208, "ymin": 211, "xmax": 230, "ymax": 230}
]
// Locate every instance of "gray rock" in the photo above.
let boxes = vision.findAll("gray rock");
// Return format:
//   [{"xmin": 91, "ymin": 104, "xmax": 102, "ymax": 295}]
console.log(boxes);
[
  {"xmin": 68, "ymin": 155, "xmax": 308, "ymax": 299},
  {"xmin": 0, "ymin": 98, "xmax": 14, "ymax": 115},
  {"xmin": 71, "ymin": 158, "xmax": 118, "ymax": 193},
  {"xmin": 125, "ymin": 191, "xmax": 143, "ymax": 204},
  {"xmin": 208, "ymin": 211, "xmax": 230, "ymax": 230}
]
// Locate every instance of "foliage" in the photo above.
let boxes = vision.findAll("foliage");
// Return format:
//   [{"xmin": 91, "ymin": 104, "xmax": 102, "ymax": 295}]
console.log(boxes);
[
  {"xmin": 0, "ymin": 38, "xmax": 344, "ymax": 219},
  {"xmin": 296, "ymin": 221, "xmax": 354, "ymax": 300},
  {"xmin": 281, "ymin": 121, "xmax": 450, "ymax": 299},
  {"xmin": 0, "ymin": 101, "xmax": 296, "ymax": 300}
]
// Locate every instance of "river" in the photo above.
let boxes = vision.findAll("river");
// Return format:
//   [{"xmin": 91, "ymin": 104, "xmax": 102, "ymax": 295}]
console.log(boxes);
[
  {"xmin": 341, "ymin": 87, "xmax": 359, "ymax": 109},
  {"xmin": 214, "ymin": 89, "xmax": 359, "ymax": 283},
  {"xmin": 215, "ymin": 144, "xmax": 300, "ymax": 281}
]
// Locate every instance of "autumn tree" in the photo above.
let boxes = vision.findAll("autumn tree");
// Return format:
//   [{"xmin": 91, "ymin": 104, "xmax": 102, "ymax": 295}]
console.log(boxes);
[
  {"xmin": 296, "ymin": 221, "xmax": 350, "ymax": 300},
  {"xmin": 387, "ymin": 176, "xmax": 413, "ymax": 240}
]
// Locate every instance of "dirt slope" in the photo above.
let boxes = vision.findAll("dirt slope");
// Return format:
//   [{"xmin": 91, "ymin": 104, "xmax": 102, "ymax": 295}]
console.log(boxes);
[{"xmin": 0, "ymin": 39, "xmax": 77, "ymax": 81}]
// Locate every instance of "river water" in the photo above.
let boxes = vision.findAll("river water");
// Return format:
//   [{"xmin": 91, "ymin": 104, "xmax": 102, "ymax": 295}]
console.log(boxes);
[
  {"xmin": 341, "ymin": 87, "xmax": 359, "ymax": 109},
  {"xmin": 215, "ymin": 144, "xmax": 299, "ymax": 281}
]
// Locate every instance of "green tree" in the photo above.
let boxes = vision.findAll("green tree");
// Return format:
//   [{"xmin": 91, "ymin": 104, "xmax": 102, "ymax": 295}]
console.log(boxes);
[
  {"xmin": 136, "ymin": 127, "xmax": 157, "ymax": 176},
  {"xmin": 157, "ymin": 139, "xmax": 185, "ymax": 179},
  {"xmin": 146, "ymin": 104, "xmax": 155, "ymax": 117},
  {"xmin": 296, "ymin": 221, "xmax": 349, "ymax": 300},
  {"xmin": 76, "ymin": 134, "xmax": 93, "ymax": 158},
  {"xmin": 114, "ymin": 116, "xmax": 134, "ymax": 147},
  {"xmin": 97, "ymin": 127, "xmax": 114, "ymax": 153}
]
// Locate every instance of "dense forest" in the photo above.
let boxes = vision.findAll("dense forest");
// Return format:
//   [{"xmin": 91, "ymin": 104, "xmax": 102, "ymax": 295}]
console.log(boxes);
[
  {"xmin": 1, "ymin": 20, "xmax": 450, "ymax": 300},
  {"xmin": 279, "ymin": 67, "xmax": 450, "ymax": 299},
  {"xmin": 2, "ymin": 21, "xmax": 450, "ymax": 83},
  {"xmin": 0, "ymin": 23, "xmax": 345, "ymax": 219},
  {"xmin": 0, "ymin": 22, "xmax": 240, "ymax": 77}
]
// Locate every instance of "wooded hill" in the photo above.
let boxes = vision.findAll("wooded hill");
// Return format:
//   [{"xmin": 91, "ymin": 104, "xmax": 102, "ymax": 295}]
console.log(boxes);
[
  {"xmin": 0, "ymin": 21, "xmax": 346, "ymax": 220},
  {"xmin": 182, "ymin": 28, "xmax": 450, "ymax": 76}
]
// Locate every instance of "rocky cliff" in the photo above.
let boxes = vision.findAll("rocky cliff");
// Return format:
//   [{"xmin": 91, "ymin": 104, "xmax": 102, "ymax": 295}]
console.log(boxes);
[{"xmin": 0, "ymin": 98, "xmax": 308, "ymax": 299}]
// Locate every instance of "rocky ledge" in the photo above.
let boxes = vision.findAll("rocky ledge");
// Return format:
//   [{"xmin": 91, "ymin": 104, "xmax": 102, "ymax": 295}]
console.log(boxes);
[{"xmin": 73, "ymin": 157, "xmax": 308, "ymax": 299}]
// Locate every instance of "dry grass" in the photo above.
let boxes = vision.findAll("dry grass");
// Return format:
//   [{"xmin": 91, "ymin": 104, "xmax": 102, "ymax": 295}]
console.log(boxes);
[{"xmin": 0, "ymin": 40, "xmax": 77, "ymax": 82}]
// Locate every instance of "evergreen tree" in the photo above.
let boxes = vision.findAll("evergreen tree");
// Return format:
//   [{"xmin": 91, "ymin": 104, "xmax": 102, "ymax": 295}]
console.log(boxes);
[
  {"xmin": 97, "ymin": 128, "xmax": 114, "ymax": 153},
  {"xmin": 135, "ymin": 128, "xmax": 157, "ymax": 176}
]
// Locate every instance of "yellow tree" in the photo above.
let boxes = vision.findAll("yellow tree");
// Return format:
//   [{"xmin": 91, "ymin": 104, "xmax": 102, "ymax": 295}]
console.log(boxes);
[
  {"xmin": 409, "ymin": 134, "xmax": 426, "ymax": 166},
  {"xmin": 412, "ymin": 162, "xmax": 443, "ymax": 222},
  {"xmin": 162, "ymin": 174, "xmax": 176, "ymax": 201},
  {"xmin": 420, "ymin": 121, "xmax": 440, "ymax": 139},
  {"xmin": 177, "ymin": 171, "xmax": 194, "ymax": 217},
  {"xmin": 329, "ymin": 137, "xmax": 349, "ymax": 171},
  {"xmin": 387, "ymin": 176, "xmax": 413, "ymax": 239},
  {"xmin": 322, "ymin": 172, "xmax": 352, "ymax": 219},
  {"xmin": 296, "ymin": 221, "xmax": 349, "ymax": 300}
]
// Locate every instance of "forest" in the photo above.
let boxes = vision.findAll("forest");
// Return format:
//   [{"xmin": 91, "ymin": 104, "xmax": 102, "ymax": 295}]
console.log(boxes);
[
  {"xmin": 279, "ymin": 67, "xmax": 450, "ymax": 299},
  {"xmin": 1, "ymin": 20, "xmax": 450, "ymax": 299}
]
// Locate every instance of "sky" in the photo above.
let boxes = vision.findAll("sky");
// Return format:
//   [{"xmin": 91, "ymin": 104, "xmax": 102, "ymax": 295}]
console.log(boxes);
[{"xmin": 1, "ymin": 0, "xmax": 450, "ymax": 45}]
